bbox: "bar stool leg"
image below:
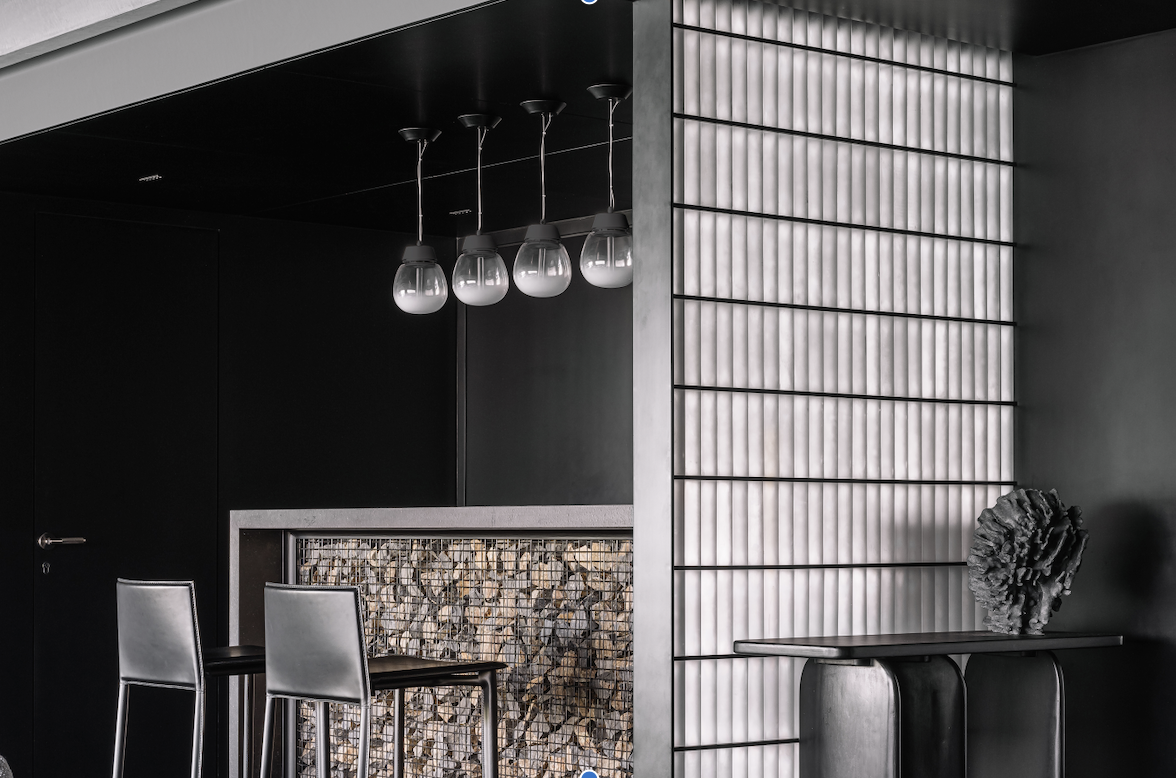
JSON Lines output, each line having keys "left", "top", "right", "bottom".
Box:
{"left": 243, "top": 675, "right": 254, "bottom": 778}
{"left": 478, "top": 671, "right": 499, "bottom": 778}
{"left": 191, "top": 689, "right": 206, "bottom": 778}
{"left": 259, "top": 695, "right": 276, "bottom": 778}
{"left": 111, "top": 682, "right": 130, "bottom": 778}
{"left": 357, "top": 703, "right": 371, "bottom": 778}
{"left": 315, "top": 701, "right": 329, "bottom": 778}
{"left": 393, "top": 689, "right": 406, "bottom": 778}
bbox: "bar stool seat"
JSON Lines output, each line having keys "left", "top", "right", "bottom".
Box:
{"left": 259, "top": 583, "right": 507, "bottom": 778}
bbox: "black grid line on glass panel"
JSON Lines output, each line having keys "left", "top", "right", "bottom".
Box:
{"left": 675, "top": 476, "right": 1014, "bottom": 486}
{"left": 672, "top": 203, "right": 1016, "bottom": 248}
{"left": 675, "top": 113, "right": 1016, "bottom": 166}
{"left": 672, "top": 23, "right": 1015, "bottom": 87}
{"left": 674, "top": 738, "right": 801, "bottom": 753}
{"left": 674, "top": 384, "right": 1017, "bottom": 406}
{"left": 672, "top": 295, "right": 1016, "bottom": 327}
{"left": 674, "top": 561, "right": 967, "bottom": 570}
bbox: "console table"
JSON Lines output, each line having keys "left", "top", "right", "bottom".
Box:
{"left": 734, "top": 631, "right": 1123, "bottom": 778}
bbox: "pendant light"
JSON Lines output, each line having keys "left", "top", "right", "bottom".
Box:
{"left": 581, "top": 83, "right": 634, "bottom": 289}
{"left": 453, "top": 114, "right": 509, "bottom": 306}
{"left": 393, "top": 127, "right": 448, "bottom": 315}
{"left": 514, "top": 99, "right": 573, "bottom": 298}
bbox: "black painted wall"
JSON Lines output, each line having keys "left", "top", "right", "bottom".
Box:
{"left": 465, "top": 234, "right": 634, "bottom": 506}
{"left": 0, "top": 191, "right": 634, "bottom": 775}
{"left": 218, "top": 217, "right": 459, "bottom": 513}
{"left": 0, "top": 194, "right": 458, "bottom": 776}
{"left": 1015, "top": 29, "right": 1176, "bottom": 776}
{"left": 0, "top": 194, "right": 36, "bottom": 778}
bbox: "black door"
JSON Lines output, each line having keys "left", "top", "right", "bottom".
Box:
{"left": 33, "top": 214, "right": 218, "bottom": 777}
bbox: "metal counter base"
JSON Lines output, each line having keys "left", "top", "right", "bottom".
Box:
{"left": 737, "top": 631, "right": 1123, "bottom": 778}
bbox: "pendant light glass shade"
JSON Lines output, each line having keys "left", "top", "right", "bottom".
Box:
{"left": 581, "top": 83, "right": 634, "bottom": 289}
{"left": 453, "top": 114, "right": 508, "bottom": 306}
{"left": 394, "top": 244, "right": 448, "bottom": 314}
{"left": 514, "top": 223, "right": 572, "bottom": 298}
{"left": 516, "top": 99, "right": 571, "bottom": 298}
{"left": 580, "top": 211, "right": 633, "bottom": 288}
{"left": 393, "top": 127, "right": 447, "bottom": 315}
{"left": 453, "top": 234, "right": 509, "bottom": 306}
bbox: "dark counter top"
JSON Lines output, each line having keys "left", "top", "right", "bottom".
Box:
{"left": 733, "top": 630, "right": 1124, "bottom": 659}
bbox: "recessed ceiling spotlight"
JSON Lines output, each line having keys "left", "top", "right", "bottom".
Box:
{"left": 449, "top": 208, "right": 473, "bottom": 215}
{"left": 137, "top": 174, "right": 163, "bottom": 182}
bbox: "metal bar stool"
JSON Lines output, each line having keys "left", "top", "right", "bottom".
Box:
{"left": 259, "top": 582, "right": 507, "bottom": 778}
{"left": 111, "top": 580, "right": 266, "bottom": 778}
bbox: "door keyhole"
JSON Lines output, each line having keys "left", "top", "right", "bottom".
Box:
{"left": 42, "top": 562, "right": 50, "bottom": 575}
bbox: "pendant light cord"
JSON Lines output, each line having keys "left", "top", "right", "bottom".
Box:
{"left": 476, "top": 126, "right": 487, "bottom": 235}
{"left": 416, "top": 138, "right": 429, "bottom": 245}
{"left": 540, "top": 112, "right": 552, "bottom": 224}
{"left": 607, "top": 98, "right": 617, "bottom": 214}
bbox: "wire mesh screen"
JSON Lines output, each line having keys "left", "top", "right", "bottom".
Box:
{"left": 296, "top": 537, "right": 634, "bottom": 778}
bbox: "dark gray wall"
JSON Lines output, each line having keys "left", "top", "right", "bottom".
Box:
{"left": 465, "top": 233, "right": 634, "bottom": 506}
{"left": 1015, "top": 29, "right": 1176, "bottom": 776}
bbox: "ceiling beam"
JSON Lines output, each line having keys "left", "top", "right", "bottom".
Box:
{"left": 0, "top": 0, "right": 202, "bottom": 72}
{"left": 0, "top": 0, "right": 495, "bottom": 144}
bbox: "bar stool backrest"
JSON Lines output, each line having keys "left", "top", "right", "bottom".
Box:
{"left": 115, "top": 579, "right": 203, "bottom": 690}
{"left": 263, "top": 583, "right": 371, "bottom": 705}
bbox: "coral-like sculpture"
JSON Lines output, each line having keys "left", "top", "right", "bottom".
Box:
{"left": 967, "top": 488, "right": 1088, "bottom": 635}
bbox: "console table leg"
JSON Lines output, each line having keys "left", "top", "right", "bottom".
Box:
{"left": 799, "top": 656, "right": 965, "bottom": 778}
{"left": 966, "top": 651, "right": 1064, "bottom": 778}
{"left": 800, "top": 660, "right": 899, "bottom": 778}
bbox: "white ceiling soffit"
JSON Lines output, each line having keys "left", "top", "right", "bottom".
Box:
{"left": 0, "top": 0, "right": 494, "bottom": 144}
{"left": 0, "top": 0, "right": 201, "bottom": 71}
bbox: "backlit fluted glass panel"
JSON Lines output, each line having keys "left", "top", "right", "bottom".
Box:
{"left": 670, "top": 2, "right": 1013, "bottom": 776}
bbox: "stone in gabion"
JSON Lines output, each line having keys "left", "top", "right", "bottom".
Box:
{"left": 296, "top": 537, "right": 633, "bottom": 778}
{"left": 967, "top": 488, "right": 1088, "bottom": 635}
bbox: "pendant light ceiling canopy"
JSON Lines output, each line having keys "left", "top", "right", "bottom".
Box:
{"left": 513, "top": 99, "right": 573, "bottom": 299}
{"left": 581, "top": 83, "right": 634, "bottom": 289}
{"left": 392, "top": 126, "right": 449, "bottom": 315}
{"left": 453, "top": 113, "right": 510, "bottom": 307}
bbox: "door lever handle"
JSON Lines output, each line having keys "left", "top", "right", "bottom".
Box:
{"left": 38, "top": 533, "right": 87, "bottom": 549}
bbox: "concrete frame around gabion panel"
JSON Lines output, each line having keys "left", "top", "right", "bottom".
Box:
{"left": 228, "top": 505, "right": 634, "bottom": 778}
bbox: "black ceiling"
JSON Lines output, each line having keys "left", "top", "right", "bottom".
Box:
{"left": 0, "top": 0, "right": 634, "bottom": 236}
{"left": 0, "top": 0, "right": 1172, "bottom": 234}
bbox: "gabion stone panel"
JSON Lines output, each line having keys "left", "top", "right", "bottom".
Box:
{"left": 296, "top": 537, "right": 634, "bottom": 778}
